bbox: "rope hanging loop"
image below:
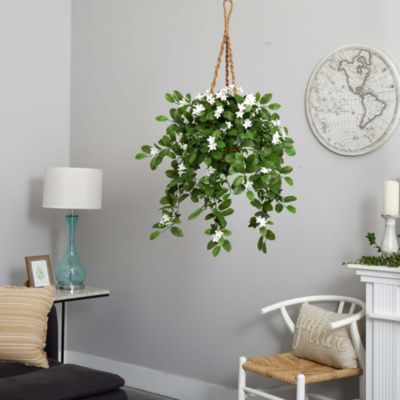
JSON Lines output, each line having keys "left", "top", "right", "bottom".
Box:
{"left": 210, "top": 0, "right": 238, "bottom": 94}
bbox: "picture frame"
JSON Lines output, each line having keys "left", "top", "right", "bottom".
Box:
{"left": 25, "top": 255, "right": 55, "bottom": 287}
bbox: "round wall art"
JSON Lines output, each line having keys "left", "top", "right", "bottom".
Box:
{"left": 306, "top": 45, "right": 400, "bottom": 155}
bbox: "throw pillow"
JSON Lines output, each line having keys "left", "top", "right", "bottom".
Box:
{"left": 0, "top": 285, "right": 54, "bottom": 368}
{"left": 292, "top": 303, "right": 358, "bottom": 369}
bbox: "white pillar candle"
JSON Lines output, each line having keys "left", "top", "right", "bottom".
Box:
{"left": 384, "top": 180, "right": 399, "bottom": 216}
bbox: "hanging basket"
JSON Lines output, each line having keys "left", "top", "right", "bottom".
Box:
{"left": 136, "top": 0, "right": 296, "bottom": 256}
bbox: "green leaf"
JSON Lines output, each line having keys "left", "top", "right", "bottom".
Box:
{"left": 171, "top": 226, "right": 184, "bottom": 237}
{"left": 257, "top": 236, "right": 264, "bottom": 251}
{"left": 160, "top": 196, "right": 169, "bottom": 205}
{"left": 260, "top": 93, "right": 272, "bottom": 104}
{"left": 212, "top": 246, "right": 221, "bottom": 257}
{"left": 207, "top": 241, "right": 217, "bottom": 250}
{"left": 266, "top": 230, "right": 275, "bottom": 240}
{"left": 285, "top": 176, "right": 294, "bottom": 186}
{"left": 232, "top": 175, "right": 245, "bottom": 187}
{"left": 150, "top": 157, "right": 159, "bottom": 170}
{"left": 284, "top": 147, "right": 296, "bottom": 156}
{"left": 188, "top": 208, "right": 203, "bottom": 220}
{"left": 287, "top": 205, "right": 297, "bottom": 214}
{"left": 269, "top": 103, "right": 281, "bottom": 110}
{"left": 283, "top": 196, "right": 297, "bottom": 203}
{"left": 165, "top": 93, "right": 175, "bottom": 103}
{"left": 141, "top": 145, "right": 151, "bottom": 154}
{"left": 155, "top": 115, "right": 169, "bottom": 122}
{"left": 149, "top": 231, "right": 160, "bottom": 240}
{"left": 219, "top": 200, "right": 231, "bottom": 210}
{"left": 275, "top": 203, "right": 284, "bottom": 213}
{"left": 246, "top": 191, "right": 255, "bottom": 201}
{"left": 173, "top": 90, "right": 183, "bottom": 101}
{"left": 135, "top": 153, "right": 147, "bottom": 160}
{"left": 222, "top": 240, "right": 232, "bottom": 252}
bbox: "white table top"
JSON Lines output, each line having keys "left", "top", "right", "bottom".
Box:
{"left": 54, "top": 286, "right": 110, "bottom": 302}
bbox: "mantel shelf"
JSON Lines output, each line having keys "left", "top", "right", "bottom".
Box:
{"left": 346, "top": 264, "right": 400, "bottom": 273}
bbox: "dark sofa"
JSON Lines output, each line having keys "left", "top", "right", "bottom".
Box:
{"left": 0, "top": 306, "right": 127, "bottom": 400}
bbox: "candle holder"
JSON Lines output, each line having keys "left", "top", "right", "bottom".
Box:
{"left": 381, "top": 215, "right": 400, "bottom": 255}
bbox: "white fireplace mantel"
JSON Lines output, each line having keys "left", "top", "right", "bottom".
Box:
{"left": 347, "top": 264, "right": 400, "bottom": 400}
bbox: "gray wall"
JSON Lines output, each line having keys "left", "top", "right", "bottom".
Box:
{"left": 0, "top": 0, "right": 71, "bottom": 283}
{"left": 69, "top": 0, "right": 400, "bottom": 397}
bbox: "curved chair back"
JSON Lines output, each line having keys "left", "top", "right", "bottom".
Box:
{"left": 261, "top": 295, "right": 366, "bottom": 368}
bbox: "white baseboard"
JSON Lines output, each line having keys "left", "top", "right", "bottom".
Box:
{"left": 66, "top": 350, "right": 237, "bottom": 400}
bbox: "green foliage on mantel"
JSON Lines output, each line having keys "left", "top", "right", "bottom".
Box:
{"left": 346, "top": 232, "right": 400, "bottom": 268}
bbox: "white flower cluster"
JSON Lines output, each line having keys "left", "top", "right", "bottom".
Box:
{"left": 207, "top": 136, "right": 217, "bottom": 152}
{"left": 150, "top": 146, "right": 159, "bottom": 157}
{"left": 256, "top": 216, "right": 267, "bottom": 228}
{"left": 212, "top": 229, "right": 224, "bottom": 243}
{"left": 160, "top": 214, "right": 172, "bottom": 227}
{"left": 271, "top": 119, "right": 286, "bottom": 145}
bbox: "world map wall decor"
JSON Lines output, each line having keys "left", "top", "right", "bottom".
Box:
{"left": 306, "top": 45, "right": 400, "bottom": 155}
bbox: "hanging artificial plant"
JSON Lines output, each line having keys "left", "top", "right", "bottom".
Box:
{"left": 136, "top": 0, "right": 296, "bottom": 256}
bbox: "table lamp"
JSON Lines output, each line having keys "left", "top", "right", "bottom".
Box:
{"left": 42, "top": 167, "right": 103, "bottom": 290}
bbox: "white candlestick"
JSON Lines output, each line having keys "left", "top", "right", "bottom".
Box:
{"left": 384, "top": 180, "right": 399, "bottom": 216}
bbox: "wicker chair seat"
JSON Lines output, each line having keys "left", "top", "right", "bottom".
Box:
{"left": 243, "top": 352, "right": 362, "bottom": 385}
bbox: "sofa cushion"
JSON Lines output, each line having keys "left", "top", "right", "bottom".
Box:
{"left": 0, "top": 358, "right": 60, "bottom": 379}
{"left": 0, "top": 363, "right": 125, "bottom": 400}
{"left": 0, "top": 285, "right": 54, "bottom": 368}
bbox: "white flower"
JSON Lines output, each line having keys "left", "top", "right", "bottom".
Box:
{"left": 237, "top": 87, "right": 244, "bottom": 95}
{"left": 238, "top": 103, "right": 246, "bottom": 112}
{"left": 272, "top": 132, "right": 281, "bottom": 145}
{"left": 212, "top": 229, "right": 224, "bottom": 243}
{"left": 206, "top": 166, "right": 216, "bottom": 176}
{"left": 244, "top": 93, "right": 257, "bottom": 106}
{"left": 193, "top": 104, "right": 205, "bottom": 116}
{"left": 150, "top": 147, "right": 159, "bottom": 157}
{"left": 260, "top": 167, "right": 271, "bottom": 174}
{"left": 272, "top": 119, "right": 286, "bottom": 138}
{"left": 214, "top": 105, "right": 224, "bottom": 119}
{"left": 180, "top": 143, "right": 188, "bottom": 151}
{"left": 216, "top": 88, "right": 228, "bottom": 101}
{"left": 207, "top": 136, "right": 217, "bottom": 152}
{"left": 256, "top": 216, "right": 267, "bottom": 228}
{"left": 178, "top": 162, "right": 186, "bottom": 176}
{"left": 272, "top": 119, "right": 281, "bottom": 128}
{"left": 206, "top": 94, "right": 215, "bottom": 105}
{"left": 182, "top": 116, "right": 189, "bottom": 124}
{"left": 178, "top": 99, "right": 187, "bottom": 106}
{"left": 245, "top": 181, "right": 253, "bottom": 191}
{"left": 176, "top": 133, "right": 182, "bottom": 143}
{"left": 236, "top": 110, "right": 244, "bottom": 119}
{"left": 243, "top": 119, "right": 252, "bottom": 129}
{"left": 226, "top": 121, "right": 233, "bottom": 130}
{"left": 160, "top": 214, "right": 171, "bottom": 226}
{"left": 195, "top": 92, "right": 205, "bottom": 100}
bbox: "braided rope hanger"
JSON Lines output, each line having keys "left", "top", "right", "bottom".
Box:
{"left": 210, "top": 0, "right": 238, "bottom": 94}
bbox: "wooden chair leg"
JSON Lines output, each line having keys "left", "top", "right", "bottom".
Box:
{"left": 238, "top": 357, "right": 247, "bottom": 400}
{"left": 296, "top": 374, "right": 306, "bottom": 400}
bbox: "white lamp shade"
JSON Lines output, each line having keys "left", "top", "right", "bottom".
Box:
{"left": 43, "top": 167, "right": 103, "bottom": 210}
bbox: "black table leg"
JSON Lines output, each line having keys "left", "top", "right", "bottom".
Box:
{"left": 61, "top": 302, "right": 66, "bottom": 363}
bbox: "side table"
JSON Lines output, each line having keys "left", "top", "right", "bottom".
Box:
{"left": 54, "top": 287, "right": 110, "bottom": 363}
{"left": 347, "top": 264, "right": 400, "bottom": 400}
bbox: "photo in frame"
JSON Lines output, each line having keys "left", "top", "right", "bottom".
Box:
{"left": 25, "top": 255, "right": 55, "bottom": 287}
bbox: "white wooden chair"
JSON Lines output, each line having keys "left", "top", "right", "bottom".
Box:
{"left": 238, "top": 295, "right": 366, "bottom": 400}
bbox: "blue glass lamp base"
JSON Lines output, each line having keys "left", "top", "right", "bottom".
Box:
{"left": 55, "top": 214, "right": 87, "bottom": 291}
